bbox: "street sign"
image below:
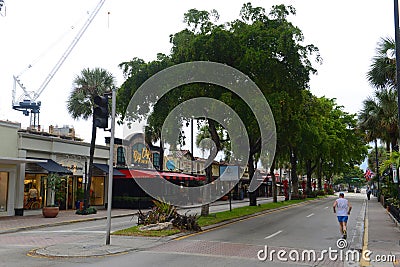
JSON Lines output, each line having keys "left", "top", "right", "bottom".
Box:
{"left": 392, "top": 164, "right": 398, "bottom": 183}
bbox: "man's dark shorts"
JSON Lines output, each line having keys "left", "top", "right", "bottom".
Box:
{"left": 337, "top": 216, "right": 348, "bottom": 223}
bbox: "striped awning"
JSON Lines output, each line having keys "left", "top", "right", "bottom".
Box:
{"left": 159, "top": 171, "right": 206, "bottom": 181}
{"left": 116, "top": 169, "right": 205, "bottom": 181}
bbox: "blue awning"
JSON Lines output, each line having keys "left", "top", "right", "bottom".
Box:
{"left": 93, "top": 163, "right": 124, "bottom": 176}
{"left": 36, "top": 159, "right": 73, "bottom": 175}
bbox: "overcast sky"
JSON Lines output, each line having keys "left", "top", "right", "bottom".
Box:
{"left": 0, "top": 1, "right": 394, "bottom": 160}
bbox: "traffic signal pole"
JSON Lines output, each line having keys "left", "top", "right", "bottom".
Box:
{"left": 106, "top": 87, "right": 116, "bottom": 245}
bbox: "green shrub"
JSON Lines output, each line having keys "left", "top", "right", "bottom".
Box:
{"left": 76, "top": 206, "right": 97, "bottom": 215}
{"left": 326, "top": 188, "right": 334, "bottom": 195}
{"left": 291, "top": 194, "right": 306, "bottom": 200}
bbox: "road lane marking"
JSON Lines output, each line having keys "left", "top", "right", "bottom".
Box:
{"left": 174, "top": 198, "right": 326, "bottom": 241}
{"left": 306, "top": 213, "right": 314, "bottom": 218}
{"left": 265, "top": 230, "right": 282, "bottom": 239}
{"left": 324, "top": 207, "right": 329, "bottom": 209}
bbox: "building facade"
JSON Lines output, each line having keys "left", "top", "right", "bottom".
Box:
{"left": 0, "top": 122, "right": 116, "bottom": 216}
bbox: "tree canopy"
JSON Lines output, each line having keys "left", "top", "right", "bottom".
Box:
{"left": 116, "top": 3, "right": 367, "bottom": 200}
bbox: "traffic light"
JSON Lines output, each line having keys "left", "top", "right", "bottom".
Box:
{"left": 94, "top": 95, "right": 109, "bottom": 129}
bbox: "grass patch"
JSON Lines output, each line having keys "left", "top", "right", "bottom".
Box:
{"left": 197, "top": 199, "right": 309, "bottom": 227}
{"left": 112, "top": 225, "right": 180, "bottom": 237}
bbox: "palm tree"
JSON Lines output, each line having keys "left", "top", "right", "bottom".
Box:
{"left": 67, "top": 67, "right": 115, "bottom": 210}
{"left": 367, "top": 37, "right": 396, "bottom": 89}
{"left": 359, "top": 88, "right": 398, "bottom": 152}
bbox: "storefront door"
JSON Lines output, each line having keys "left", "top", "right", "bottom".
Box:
{"left": 0, "top": 172, "right": 9, "bottom": 212}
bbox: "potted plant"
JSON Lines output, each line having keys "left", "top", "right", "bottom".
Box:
{"left": 42, "top": 173, "right": 65, "bottom": 218}
{"left": 75, "top": 187, "right": 84, "bottom": 210}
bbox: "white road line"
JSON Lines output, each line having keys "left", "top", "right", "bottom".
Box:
{"left": 324, "top": 207, "right": 329, "bottom": 209}
{"left": 306, "top": 213, "right": 314, "bottom": 218}
{"left": 265, "top": 230, "right": 282, "bottom": 239}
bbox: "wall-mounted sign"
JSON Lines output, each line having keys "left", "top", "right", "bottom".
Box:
{"left": 132, "top": 143, "right": 152, "bottom": 165}
{"left": 166, "top": 160, "right": 175, "bottom": 171}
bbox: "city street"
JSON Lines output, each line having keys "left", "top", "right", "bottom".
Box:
{"left": 0, "top": 194, "right": 372, "bottom": 267}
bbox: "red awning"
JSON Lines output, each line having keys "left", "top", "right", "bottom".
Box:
{"left": 159, "top": 171, "right": 206, "bottom": 181}
{"left": 115, "top": 169, "right": 205, "bottom": 181}
{"left": 117, "top": 169, "right": 158, "bottom": 179}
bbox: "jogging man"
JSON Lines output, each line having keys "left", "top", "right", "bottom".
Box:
{"left": 333, "top": 192, "right": 352, "bottom": 239}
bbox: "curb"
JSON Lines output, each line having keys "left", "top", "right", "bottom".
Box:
{"left": 349, "top": 199, "right": 366, "bottom": 252}
{"left": 359, "top": 200, "right": 369, "bottom": 267}
{"left": 0, "top": 212, "right": 137, "bottom": 235}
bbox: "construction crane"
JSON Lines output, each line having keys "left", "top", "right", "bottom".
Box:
{"left": 0, "top": 0, "right": 6, "bottom": 17}
{"left": 12, "top": 0, "right": 105, "bottom": 129}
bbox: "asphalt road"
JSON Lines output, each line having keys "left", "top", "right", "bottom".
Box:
{"left": 0, "top": 194, "right": 366, "bottom": 267}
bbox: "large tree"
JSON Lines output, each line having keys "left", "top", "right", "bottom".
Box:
{"left": 67, "top": 67, "right": 115, "bottom": 210}
{"left": 117, "top": 4, "right": 321, "bottom": 208}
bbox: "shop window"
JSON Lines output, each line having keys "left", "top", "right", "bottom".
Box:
{"left": 23, "top": 175, "right": 43, "bottom": 210}
{"left": 153, "top": 153, "right": 160, "bottom": 170}
{"left": 0, "top": 172, "right": 8, "bottom": 211}
{"left": 117, "top": 146, "right": 126, "bottom": 166}
{"left": 90, "top": 176, "right": 104, "bottom": 206}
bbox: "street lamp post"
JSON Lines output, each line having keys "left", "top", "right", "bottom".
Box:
{"left": 375, "top": 139, "right": 380, "bottom": 201}
{"left": 394, "top": 0, "right": 400, "bottom": 200}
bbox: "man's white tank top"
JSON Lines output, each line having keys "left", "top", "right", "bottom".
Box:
{"left": 336, "top": 198, "right": 348, "bottom": 216}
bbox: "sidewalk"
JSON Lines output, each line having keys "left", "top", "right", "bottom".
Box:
{"left": 0, "top": 208, "right": 138, "bottom": 234}
{"left": 0, "top": 197, "right": 272, "bottom": 234}
{"left": 364, "top": 196, "right": 400, "bottom": 267}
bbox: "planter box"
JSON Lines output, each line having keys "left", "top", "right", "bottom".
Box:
{"left": 389, "top": 204, "right": 400, "bottom": 223}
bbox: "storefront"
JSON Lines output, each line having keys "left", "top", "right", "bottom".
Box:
{"left": 18, "top": 129, "right": 111, "bottom": 211}
{"left": 24, "top": 159, "right": 72, "bottom": 210}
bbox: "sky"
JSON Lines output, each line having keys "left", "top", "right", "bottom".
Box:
{"left": 0, "top": 0, "right": 394, "bottom": 162}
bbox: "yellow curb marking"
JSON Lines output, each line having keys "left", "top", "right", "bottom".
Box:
{"left": 360, "top": 202, "right": 369, "bottom": 267}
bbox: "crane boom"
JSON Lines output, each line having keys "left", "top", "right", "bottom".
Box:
{"left": 35, "top": 0, "right": 105, "bottom": 100}
{"left": 12, "top": 0, "right": 106, "bottom": 129}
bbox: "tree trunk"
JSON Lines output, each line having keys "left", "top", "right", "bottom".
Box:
{"left": 270, "top": 158, "right": 277, "bottom": 203}
{"left": 159, "top": 141, "right": 164, "bottom": 171}
{"left": 84, "top": 119, "right": 97, "bottom": 210}
{"left": 200, "top": 118, "right": 222, "bottom": 216}
{"left": 317, "top": 159, "right": 323, "bottom": 191}
{"left": 290, "top": 150, "right": 299, "bottom": 195}
{"left": 200, "top": 163, "right": 213, "bottom": 216}
{"left": 306, "top": 159, "right": 316, "bottom": 195}
{"left": 248, "top": 155, "right": 257, "bottom": 206}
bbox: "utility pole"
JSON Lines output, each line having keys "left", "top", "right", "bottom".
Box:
{"left": 105, "top": 87, "right": 116, "bottom": 245}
